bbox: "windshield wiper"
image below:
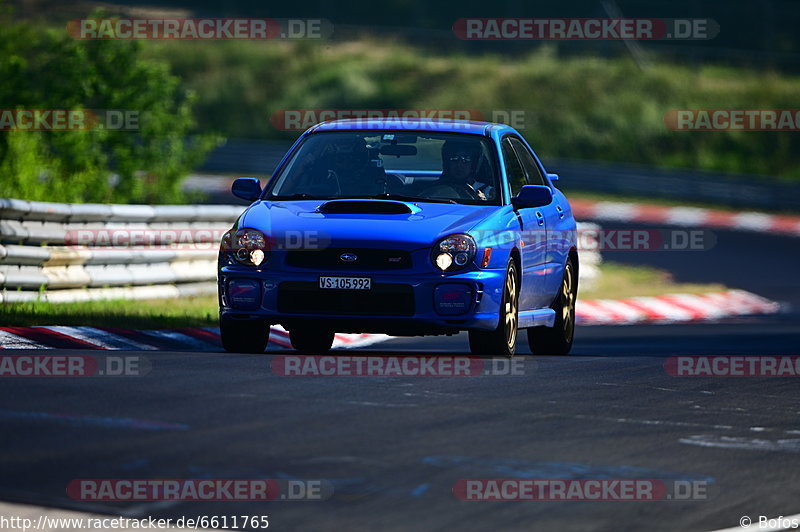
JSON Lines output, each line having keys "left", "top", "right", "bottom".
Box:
{"left": 271, "top": 193, "right": 459, "bottom": 204}
{"left": 365, "top": 193, "right": 458, "bottom": 205}
{"left": 269, "top": 193, "right": 328, "bottom": 200}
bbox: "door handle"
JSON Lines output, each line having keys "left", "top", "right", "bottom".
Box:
{"left": 556, "top": 205, "right": 565, "bottom": 219}
{"left": 535, "top": 211, "right": 545, "bottom": 226}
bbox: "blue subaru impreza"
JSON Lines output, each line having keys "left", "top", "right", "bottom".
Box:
{"left": 218, "top": 118, "right": 578, "bottom": 356}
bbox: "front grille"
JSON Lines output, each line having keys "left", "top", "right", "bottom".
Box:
{"left": 278, "top": 282, "right": 415, "bottom": 316}
{"left": 285, "top": 248, "right": 412, "bottom": 270}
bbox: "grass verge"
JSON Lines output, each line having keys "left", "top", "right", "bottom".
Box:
{"left": 0, "top": 296, "right": 219, "bottom": 329}
{"left": 581, "top": 262, "right": 727, "bottom": 299}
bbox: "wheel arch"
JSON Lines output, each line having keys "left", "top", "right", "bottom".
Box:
{"left": 568, "top": 246, "right": 579, "bottom": 281}
{"left": 510, "top": 246, "right": 521, "bottom": 278}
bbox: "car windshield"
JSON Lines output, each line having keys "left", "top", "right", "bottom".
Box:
{"left": 266, "top": 131, "right": 502, "bottom": 205}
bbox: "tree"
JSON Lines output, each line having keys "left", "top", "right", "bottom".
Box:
{"left": 0, "top": 9, "right": 221, "bottom": 203}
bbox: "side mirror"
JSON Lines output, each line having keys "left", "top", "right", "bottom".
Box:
{"left": 231, "top": 177, "right": 262, "bottom": 201}
{"left": 546, "top": 173, "right": 559, "bottom": 183}
{"left": 512, "top": 185, "right": 553, "bottom": 209}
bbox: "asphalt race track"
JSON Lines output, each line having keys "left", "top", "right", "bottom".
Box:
{"left": 1, "top": 225, "right": 799, "bottom": 531}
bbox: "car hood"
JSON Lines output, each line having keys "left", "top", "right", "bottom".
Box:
{"left": 238, "top": 199, "right": 500, "bottom": 250}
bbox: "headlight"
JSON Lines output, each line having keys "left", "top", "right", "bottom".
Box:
{"left": 432, "top": 233, "right": 476, "bottom": 272}
{"left": 222, "top": 228, "right": 268, "bottom": 266}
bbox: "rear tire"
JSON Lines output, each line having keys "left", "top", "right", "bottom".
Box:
{"left": 528, "top": 257, "right": 576, "bottom": 356}
{"left": 220, "top": 318, "right": 270, "bottom": 353}
{"left": 468, "top": 259, "right": 519, "bottom": 358}
{"left": 290, "top": 329, "right": 335, "bottom": 354}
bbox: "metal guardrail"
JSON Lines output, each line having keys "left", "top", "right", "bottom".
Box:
{"left": 0, "top": 198, "right": 600, "bottom": 303}
{"left": 0, "top": 199, "right": 243, "bottom": 303}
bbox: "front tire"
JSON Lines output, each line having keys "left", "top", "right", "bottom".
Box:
{"left": 220, "top": 318, "right": 270, "bottom": 353}
{"left": 528, "top": 257, "right": 577, "bottom": 356}
{"left": 290, "top": 329, "right": 335, "bottom": 354}
{"left": 469, "top": 259, "right": 519, "bottom": 358}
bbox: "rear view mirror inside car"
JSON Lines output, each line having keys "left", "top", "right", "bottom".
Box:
{"left": 380, "top": 144, "right": 418, "bottom": 156}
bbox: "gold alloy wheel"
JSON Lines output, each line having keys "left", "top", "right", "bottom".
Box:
{"left": 505, "top": 265, "right": 518, "bottom": 350}
{"left": 562, "top": 262, "right": 575, "bottom": 340}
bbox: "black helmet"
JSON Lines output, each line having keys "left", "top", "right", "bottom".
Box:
{"left": 334, "top": 137, "right": 370, "bottom": 169}
{"left": 442, "top": 139, "right": 480, "bottom": 159}
{"left": 442, "top": 139, "right": 480, "bottom": 174}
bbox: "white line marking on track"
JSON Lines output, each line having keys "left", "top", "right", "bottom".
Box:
{"left": 46, "top": 325, "right": 155, "bottom": 350}
{"left": 733, "top": 212, "right": 774, "bottom": 231}
{"left": 75, "top": 326, "right": 159, "bottom": 350}
{"left": 594, "top": 201, "right": 641, "bottom": 221}
{"left": 0, "top": 330, "right": 49, "bottom": 349}
{"left": 680, "top": 435, "right": 800, "bottom": 453}
{"left": 666, "top": 207, "right": 710, "bottom": 226}
{"left": 574, "top": 414, "right": 734, "bottom": 430}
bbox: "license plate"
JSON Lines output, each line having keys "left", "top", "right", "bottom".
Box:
{"left": 319, "top": 276, "right": 372, "bottom": 290}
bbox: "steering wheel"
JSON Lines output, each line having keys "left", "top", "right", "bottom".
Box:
{"left": 421, "top": 182, "right": 480, "bottom": 201}
{"left": 308, "top": 169, "right": 341, "bottom": 196}
{"left": 377, "top": 173, "right": 408, "bottom": 194}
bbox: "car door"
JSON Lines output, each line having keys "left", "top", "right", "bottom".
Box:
{"left": 508, "top": 136, "right": 568, "bottom": 302}
{"left": 500, "top": 136, "right": 548, "bottom": 310}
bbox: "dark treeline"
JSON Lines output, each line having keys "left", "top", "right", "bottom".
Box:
{"left": 57, "top": 0, "right": 798, "bottom": 66}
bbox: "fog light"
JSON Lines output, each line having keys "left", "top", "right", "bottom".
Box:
{"left": 227, "top": 279, "right": 261, "bottom": 310}
{"left": 434, "top": 284, "right": 473, "bottom": 315}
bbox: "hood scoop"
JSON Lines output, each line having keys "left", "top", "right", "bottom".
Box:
{"left": 318, "top": 200, "right": 413, "bottom": 215}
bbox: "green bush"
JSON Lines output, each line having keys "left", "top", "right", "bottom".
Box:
{"left": 0, "top": 12, "right": 220, "bottom": 203}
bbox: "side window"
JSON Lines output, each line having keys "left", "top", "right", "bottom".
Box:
{"left": 509, "top": 137, "right": 547, "bottom": 186}
{"left": 501, "top": 138, "right": 527, "bottom": 197}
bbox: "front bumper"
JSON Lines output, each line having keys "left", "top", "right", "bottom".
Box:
{"left": 218, "top": 266, "right": 506, "bottom": 335}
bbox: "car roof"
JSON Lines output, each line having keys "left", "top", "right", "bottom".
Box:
{"left": 309, "top": 118, "right": 504, "bottom": 135}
